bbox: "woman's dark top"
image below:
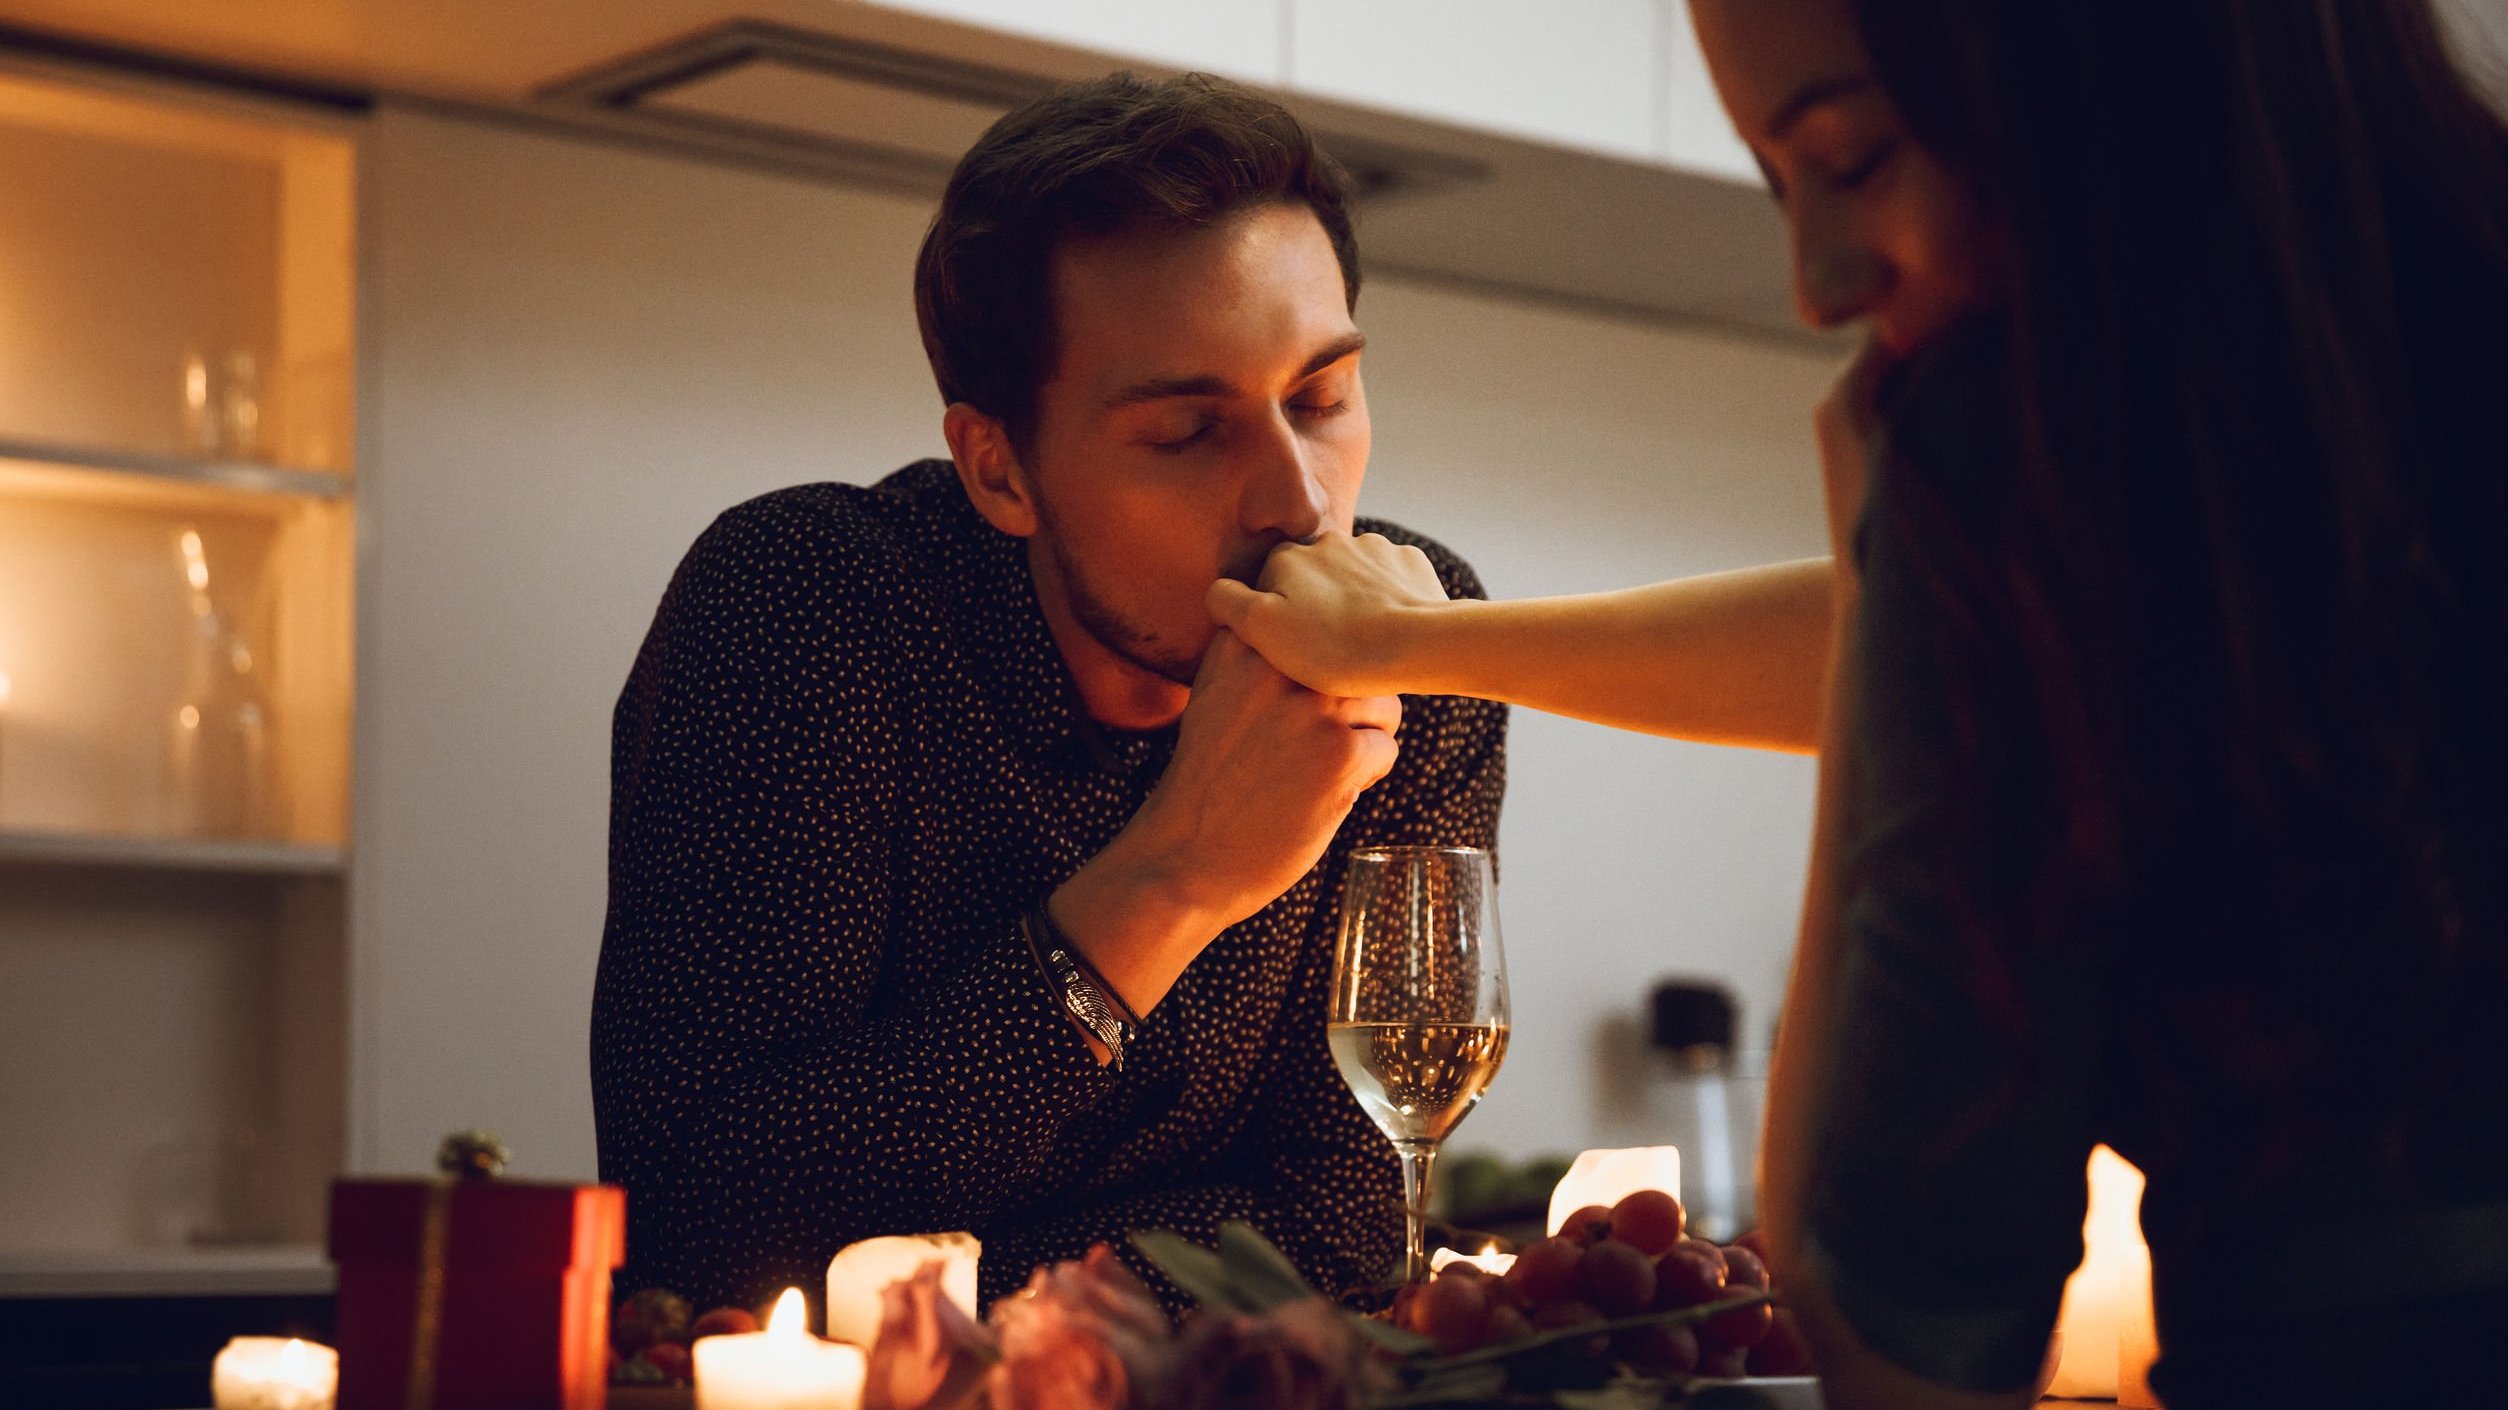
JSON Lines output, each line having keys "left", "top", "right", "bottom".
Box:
{"left": 1801, "top": 329, "right": 2508, "bottom": 1404}
{"left": 591, "top": 461, "right": 1506, "bottom": 1313}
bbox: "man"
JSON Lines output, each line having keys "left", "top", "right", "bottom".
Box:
{"left": 591, "top": 72, "right": 1505, "bottom": 1314}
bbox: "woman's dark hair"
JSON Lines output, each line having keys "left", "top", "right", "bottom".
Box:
{"left": 914, "top": 71, "right": 1360, "bottom": 449}
{"left": 1850, "top": 0, "right": 2508, "bottom": 1200}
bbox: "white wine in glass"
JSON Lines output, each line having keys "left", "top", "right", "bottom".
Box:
{"left": 1328, "top": 845, "right": 1509, "bottom": 1286}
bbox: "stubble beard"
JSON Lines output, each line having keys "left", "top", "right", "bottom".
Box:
{"left": 1041, "top": 520, "right": 1202, "bottom": 687}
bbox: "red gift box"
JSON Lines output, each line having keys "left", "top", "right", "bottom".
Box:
{"left": 328, "top": 1173, "right": 626, "bottom": 1410}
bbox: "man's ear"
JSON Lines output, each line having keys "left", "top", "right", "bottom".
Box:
{"left": 944, "top": 402, "right": 1040, "bottom": 538}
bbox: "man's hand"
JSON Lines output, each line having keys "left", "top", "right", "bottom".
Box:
{"left": 1049, "top": 629, "right": 1400, "bottom": 1018}
{"left": 1207, "top": 531, "right": 1452, "bottom": 698}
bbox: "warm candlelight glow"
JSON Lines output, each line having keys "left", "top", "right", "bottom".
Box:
{"left": 1430, "top": 1243, "right": 1517, "bottom": 1277}
{"left": 2048, "top": 1146, "right": 2161, "bottom": 1405}
{"left": 211, "top": 1335, "right": 337, "bottom": 1410}
{"left": 0, "top": 669, "right": 12, "bottom": 709}
{"left": 1548, "top": 1146, "right": 1684, "bottom": 1234}
{"left": 693, "top": 1286, "right": 865, "bottom": 1410}
{"left": 824, "top": 1232, "right": 979, "bottom": 1349}
{"left": 181, "top": 528, "right": 210, "bottom": 590}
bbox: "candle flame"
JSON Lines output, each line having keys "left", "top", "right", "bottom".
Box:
{"left": 279, "top": 1338, "right": 308, "bottom": 1372}
{"left": 768, "top": 1286, "right": 808, "bottom": 1340}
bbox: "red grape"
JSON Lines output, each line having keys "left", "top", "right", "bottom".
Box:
{"left": 635, "top": 1342, "right": 692, "bottom": 1384}
{"left": 1612, "top": 1321, "right": 1701, "bottom": 1376}
{"left": 1703, "top": 1298, "right": 1773, "bottom": 1350}
{"left": 1578, "top": 1239, "right": 1658, "bottom": 1316}
{"left": 1417, "top": 1272, "right": 1491, "bottom": 1353}
{"left": 1558, "top": 1204, "right": 1615, "bottom": 1245}
{"left": 1391, "top": 1282, "right": 1429, "bottom": 1335}
{"left": 1530, "top": 1298, "right": 1609, "bottom": 1358}
{"left": 1483, "top": 1302, "right": 1532, "bottom": 1346}
{"left": 1654, "top": 1242, "right": 1729, "bottom": 1308}
{"left": 1749, "top": 1307, "right": 1815, "bottom": 1376}
{"left": 1608, "top": 1189, "right": 1686, "bottom": 1256}
{"left": 1720, "top": 1245, "right": 1770, "bottom": 1292}
{"left": 690, "top": 1307, "right": 758, "bottom": 1341}
{"left": 1501, "top": 1236, "right": 1584, "bottom": 1306}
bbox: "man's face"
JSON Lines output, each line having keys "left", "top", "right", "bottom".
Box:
{"left": 1022, "top": 201, "right": 1369, "bottom": 685}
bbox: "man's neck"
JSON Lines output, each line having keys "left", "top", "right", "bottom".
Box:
{"left": 1025, "top": 541, "right": 1190, "bottom": 732}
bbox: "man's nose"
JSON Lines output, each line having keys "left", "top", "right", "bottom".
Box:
{"left": 1791, "top": 192, "right": 1889, "bottom": 330}
{"left": 1240, "top": 411, "right": 1329, "bottom": 542}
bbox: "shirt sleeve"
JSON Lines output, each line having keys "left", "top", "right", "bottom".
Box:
{"left": 1798, "top": 431, "right": 2104, "bottom": 1392}
{"left": 972, "top": 634, "right": 1509, "bottom": 1310}
{"left": 593, "top": 499, "right": 1115, "bottom": 1309}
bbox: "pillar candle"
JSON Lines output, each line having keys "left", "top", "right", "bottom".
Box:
{"left": 823, "top": 1232, "right": 979, "bottom": 1348}
{"left": 693, "top": 1288, "right": 865, "bottom": 1410}
{"left": 211, "top": 1337, "right": 337, "bottom": 1410}
{"left": 1547, "top": 1146, "right": 1684, "bottom": 1234}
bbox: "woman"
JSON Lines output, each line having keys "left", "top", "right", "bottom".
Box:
{"left": 1213, "top": 1, "right": 2508, "bottom": 1404}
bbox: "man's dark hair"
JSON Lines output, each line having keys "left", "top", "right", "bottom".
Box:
{"left": 914, "top": 71, "right": 1360, "bottom": 447}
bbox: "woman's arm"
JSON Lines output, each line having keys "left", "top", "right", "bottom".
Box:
{"left": 1211, "top": 545, "right": 1837, "bottom": 753}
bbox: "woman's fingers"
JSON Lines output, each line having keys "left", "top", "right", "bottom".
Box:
{"left": 1206, "top": 575, "right": 1269, "bottom": 631}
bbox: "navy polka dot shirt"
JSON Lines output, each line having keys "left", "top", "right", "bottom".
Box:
{"left": 592, "top": 460, "right": 1506, "bottom": 1314}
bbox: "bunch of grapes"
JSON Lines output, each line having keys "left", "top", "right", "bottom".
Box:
{"left": 1392, "top": 1190, "right": 1814, "bottom": 1380}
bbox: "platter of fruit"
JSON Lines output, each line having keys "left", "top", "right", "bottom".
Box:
{"left": 1369, "top": 1189, "right": 1815, "bottom": 1406}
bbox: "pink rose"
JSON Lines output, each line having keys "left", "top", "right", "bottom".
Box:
{"left": 1163, "top": 1298, "right": 1377, "bottom": 1410}
{"left": 988, "top": 1246, "right": 1177, "bottom": 1410}
{"left": 866, "top": 1260, "right": 996, "bottom": 1410}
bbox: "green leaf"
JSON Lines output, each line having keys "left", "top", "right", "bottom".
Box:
{"left": 1215, "top": 1221, "right": 1324, "bottom": 1311}
{"left": 1351, "top": 1316, "right": 1437, "bottom": 1356}
{"left": 1129, "top": 1229, "right": 1261, "bottom": 1314}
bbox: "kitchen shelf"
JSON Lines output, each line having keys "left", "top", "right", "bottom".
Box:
{"left": 0, "top": 435, "right": 349, "bottom": 502}
{"left": 0, "top": 828, "right": 346, "bottom": 876}
{"left": 0, "top": 1244, "right": 334, "bottom": 1299}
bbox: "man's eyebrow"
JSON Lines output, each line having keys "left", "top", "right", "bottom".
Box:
{"left": 1100, "top": 332, "right": 1368, "bottom": 412}
{"left": 1766, "top": 73, "right": 1881, "bottom": 140}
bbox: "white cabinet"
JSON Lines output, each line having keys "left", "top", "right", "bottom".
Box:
{"left": 0, "top": 65, "right": 355, "bottom": 1287}
{"left": 862, "top": 0, "right": 1288, "bottom": 84}
{"left": 1287, "top": 0, "right": 1658, "bottom": 161}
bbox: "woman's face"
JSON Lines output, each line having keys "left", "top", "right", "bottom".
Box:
{"left": 1693, "top": 0, "right": 2001, "bottom": 356}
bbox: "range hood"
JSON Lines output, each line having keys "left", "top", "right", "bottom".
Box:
{"left": 539, "top": 22, "right": 1484, "bottom": 206}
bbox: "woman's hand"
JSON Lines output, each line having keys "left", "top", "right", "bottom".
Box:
{"left": 1206, "top": 531, "right": 1453, "bottom": 697}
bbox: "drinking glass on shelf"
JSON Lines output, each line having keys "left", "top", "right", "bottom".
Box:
{"left": 1328, "top": 845, "right": 1510, "bottom": 1286}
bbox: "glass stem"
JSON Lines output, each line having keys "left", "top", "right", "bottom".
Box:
{"left": 1398, "top": 1140, "right": 1438, "bottom": 1285}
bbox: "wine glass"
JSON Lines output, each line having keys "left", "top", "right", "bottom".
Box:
{"left": 1328, "top": 845, "right": 1510, "bottom": 1286}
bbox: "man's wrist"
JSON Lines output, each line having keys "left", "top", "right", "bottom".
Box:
{"left": 1048, "top": 835, "right": 1230, "bottom": 1016}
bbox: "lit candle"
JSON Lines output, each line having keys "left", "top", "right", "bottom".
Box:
{"left": 693, "top": 1287, "right": 865, "bottom": 1410}
{"left": 1547, "top": 1146, "right": 1684, "bottom": 1235}
{"left": 1430, "top": 1245, "right": 1517, "bottom": 1277}
{"left": 211, "top": 1336, "right": 337, "bottom": 1410}
{"left": 2048, "top": 1145, "right": 2160, "bottom": 1405}
{"left": 823, "top": 1232, "right": 979, "bottom": 1349}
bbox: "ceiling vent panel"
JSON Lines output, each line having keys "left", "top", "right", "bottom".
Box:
{"left": 540, "top": 22, "right": 1483, "bottom": 203}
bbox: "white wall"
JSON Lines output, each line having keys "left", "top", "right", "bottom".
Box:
{"left": 356, "top": 102, "right": 1831, "bottom": 1181}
